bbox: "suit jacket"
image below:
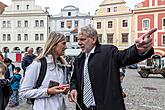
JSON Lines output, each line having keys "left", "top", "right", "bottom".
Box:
{"left": 70, "top": 44, "right": 154, "bottom": 110}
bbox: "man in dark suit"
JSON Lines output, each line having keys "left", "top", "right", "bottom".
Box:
{"left": 69, "top": 26, "right": 157, "bottom": 110}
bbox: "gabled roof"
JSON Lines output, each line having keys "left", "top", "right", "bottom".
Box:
{"left": 0, "top": 1, "right": 7, "bottom": 9}
{"left": 0, "top": 1, "right": 7, "bottom": 13}
{"left": 100, "top": 0, "right": 125, "bottom": 6}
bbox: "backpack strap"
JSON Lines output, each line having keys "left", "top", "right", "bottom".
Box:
{"left": 35, "top": 57, "right": 47, "bottom": 88}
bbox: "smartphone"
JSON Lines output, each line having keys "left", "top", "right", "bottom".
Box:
{"left": 48, "top": 80, "right": 59, "bottom": 88}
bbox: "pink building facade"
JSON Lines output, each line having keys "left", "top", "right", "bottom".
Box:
{"left": 134, "top": 0, "right": 165, "bottom": 56}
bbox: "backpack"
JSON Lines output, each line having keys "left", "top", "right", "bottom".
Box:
{"left": 30, "top": 57, "right": 47, "bottom": 105}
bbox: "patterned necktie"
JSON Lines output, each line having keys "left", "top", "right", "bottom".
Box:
{"left": 83, "top": 54, "right": 93, "bottom": 108}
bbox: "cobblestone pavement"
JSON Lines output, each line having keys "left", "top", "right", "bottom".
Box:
{"left": 5, "top": 69, "right": 165, "bottom": 110}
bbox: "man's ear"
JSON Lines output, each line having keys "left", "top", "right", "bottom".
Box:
{"left": 92, "top": 37, "right": 97, "bottom": 44}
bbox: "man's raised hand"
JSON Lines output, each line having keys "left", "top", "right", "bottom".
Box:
{"left": 135, "top": 28, "right": 157, "bottom": 54}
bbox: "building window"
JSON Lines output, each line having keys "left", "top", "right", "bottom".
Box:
{"left": 114, "top": 7, "right": 117, "bottom": 12}
{"left": 17, "top": 5, "right": 19, "bottom": 10}
{"left": 35, "top": 20, "right": 39, "bottom": 27}
{"left": 122, "top": 20, "right": 128, "bottom": 27}
{"left": 107, "top": 8, "right": 111, "bottom": 12}
{"left": 17, "top": 21, "right": 21, "bottom": 27}
{"left": 61, "top": 21, "right": 64, "bottom": 28}
{"left": 17, "top": 34, "right": 21, "bottom": 41}
{"left": 108, "top": 21, "right": 113, "bottom": 28}
{"left": 74, "top": 20, "right": 79, "bottom": 27}
{"left": 26, "top": 5, "right": 29, "bottom": 10}
{"left": 40, "top": 34, "right": 44, "bottom": 40}
{"left": 24, "top": 34, "right": 28, "bottom": 41}
{"left": 7, "top": 21, "right": 11, "bottom": 28}
{"left": 66, "top": 36, "right": 70, "bottom": 42}
{"left": 107, "top": 34, "right": 113, "bottom": 43}
{"left": 163, "top": 35, "right": 165, "bottom": 44}
{"left": 7, "top": 34, "right": 11, "bottom": 41}
{"left": 35, "top": 34, "right": 39, "bottom": 41}
{"left": 2, "top": 34, "right": 6, "bottom": 41}
{"left": 67, "top": 20, "right": 72, "bottom": 29}
{"left": 2, "top": 21, "right": 6, "bottom": 28}
{"left": 68, "top": 12, "right": 71, "bottom": 16}
{"left": 122, "top": 33, "right": 128, "bottom": 43}
{"left": 97, "top": 22, "right": 101, "bottom": 29}
{"left": 25, "top": 21, "right": 28, "bottom": 27}
{"left": 73, "top": 35, "right": 77, "bottom": 42}
{"left": 163, "top": 18, "right": 165, "bottom": 27}
{"left": 98, "top": 34, "right": 102, "bottom": 43}
{"left": 143, "top": 19, "right": 149, "bottom": 28}
{"left": 40, "top": 20, "right": 44, "bottom": 27}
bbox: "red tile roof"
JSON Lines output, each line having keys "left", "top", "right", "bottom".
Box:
{"left": 0, "top": 1, "right": 7, "bottom": 13}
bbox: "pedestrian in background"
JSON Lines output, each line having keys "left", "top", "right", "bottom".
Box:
{"left": 20, "top": 32, "right": 69, "bottom": 110}
{"left": 0, "top": 62, "right": 13, "bottom": 110}
{"left": 8, "top": 67, "right": 22, "bottom": 107}
{"left": 69, "top": 26, "right": 157, "bottom": 110}
{"left": 21, "top": 47, "right": 36, "bottom": 104}
{"left": 4, "top": 58, "right": 15, "bottom": 80}
{"left": 21, "top": 47, "right": 36, "bottom": 77}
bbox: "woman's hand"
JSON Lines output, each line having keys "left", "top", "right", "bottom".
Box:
{"left": 47, "top": 84, "right": 69, "bottom": 96}
{"left": 59, "top": 84, "right": 70, "bottom": 93}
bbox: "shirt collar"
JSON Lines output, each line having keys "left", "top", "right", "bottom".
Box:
{"left": 86, "top": 46, "right": 96, "bottom": 56}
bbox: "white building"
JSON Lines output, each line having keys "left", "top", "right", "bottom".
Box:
{"left": 50, "top": 5, "right": 93, "bottom": 48}
{"left": 0, "top": 0, "right": 49, "bottom": 53}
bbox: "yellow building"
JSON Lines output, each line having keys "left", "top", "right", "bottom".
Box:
{"left": 93, "top": 0, "right": 135, "bottom": 50}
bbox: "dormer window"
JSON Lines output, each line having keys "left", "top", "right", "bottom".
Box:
{"left": 68, "top": 12, "right": 71, "bottom": 16}
{"left": 114, "top": 7, "right": 117, "bottom": 12}
{"left": 17, "top": 5, "right": 19, "bottom": 10}
{"left": 107, "top": 8, "right": 111, "bottom": 12}
{"left": 26, "top": 5, "right": 29, "bottom": 10}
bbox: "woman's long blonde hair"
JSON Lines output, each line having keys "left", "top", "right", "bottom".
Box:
{"left": 36, "top": 31, "right": 66, "bottom": 64}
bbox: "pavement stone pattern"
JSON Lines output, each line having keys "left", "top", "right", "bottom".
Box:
{"left": 5, "top": 69, "right": 165, "bottom": 110}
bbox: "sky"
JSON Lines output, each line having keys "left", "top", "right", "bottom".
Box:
{"left": 1, "top": 0, "right": 143, "bottom": 15}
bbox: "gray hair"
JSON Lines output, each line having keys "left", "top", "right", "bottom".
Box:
{"left": 79, "top": 26, "right": 98, "bottom": 39}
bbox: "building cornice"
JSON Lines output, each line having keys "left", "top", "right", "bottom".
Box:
{"left": 93, "top": 13, "right": 132, "bottom": 18}
{"left": 133, "top": 6, "right": 165, "bottom": 14}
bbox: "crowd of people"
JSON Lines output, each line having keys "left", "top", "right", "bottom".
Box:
{"left": 0, "top": 26, "right": 157, "bottom": 110}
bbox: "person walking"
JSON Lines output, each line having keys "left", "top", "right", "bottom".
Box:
{"left": 20, "top": 32, "right": 69, "bottom": 110}
{"left": 69, "top": 26, "right": 157, "bottom": 110}
{"left": 8, "top": 67, "right": 22, "bottom": 107}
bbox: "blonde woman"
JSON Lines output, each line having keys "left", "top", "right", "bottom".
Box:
{"left": 20, "top": 32, "right": 69, "bottom": 110}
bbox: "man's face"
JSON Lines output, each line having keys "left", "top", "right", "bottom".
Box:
{"left": 78, "top": 34, "right": 96, "bottom": 53}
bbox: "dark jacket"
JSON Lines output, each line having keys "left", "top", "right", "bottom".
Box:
{"left": 0, "top": 79, "right": 12, "bottom": 110}
{"left": 21, "top": 54, "right": 36, "bottom": 71}
{"left": 70, "top": 44, "right": 154, "bottom": 110}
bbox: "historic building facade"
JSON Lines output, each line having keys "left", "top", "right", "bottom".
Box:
{"left": 133, "top": 0, "right": 165, "bottom": 56}
{"left": 50, "top": 5, "right": 93, "bottom": 49}
{"left": 93, "top": 0, "right": 134, "bottom": 50}
{"left": 0, "top": 0, "right": 49, "bottom": 53}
